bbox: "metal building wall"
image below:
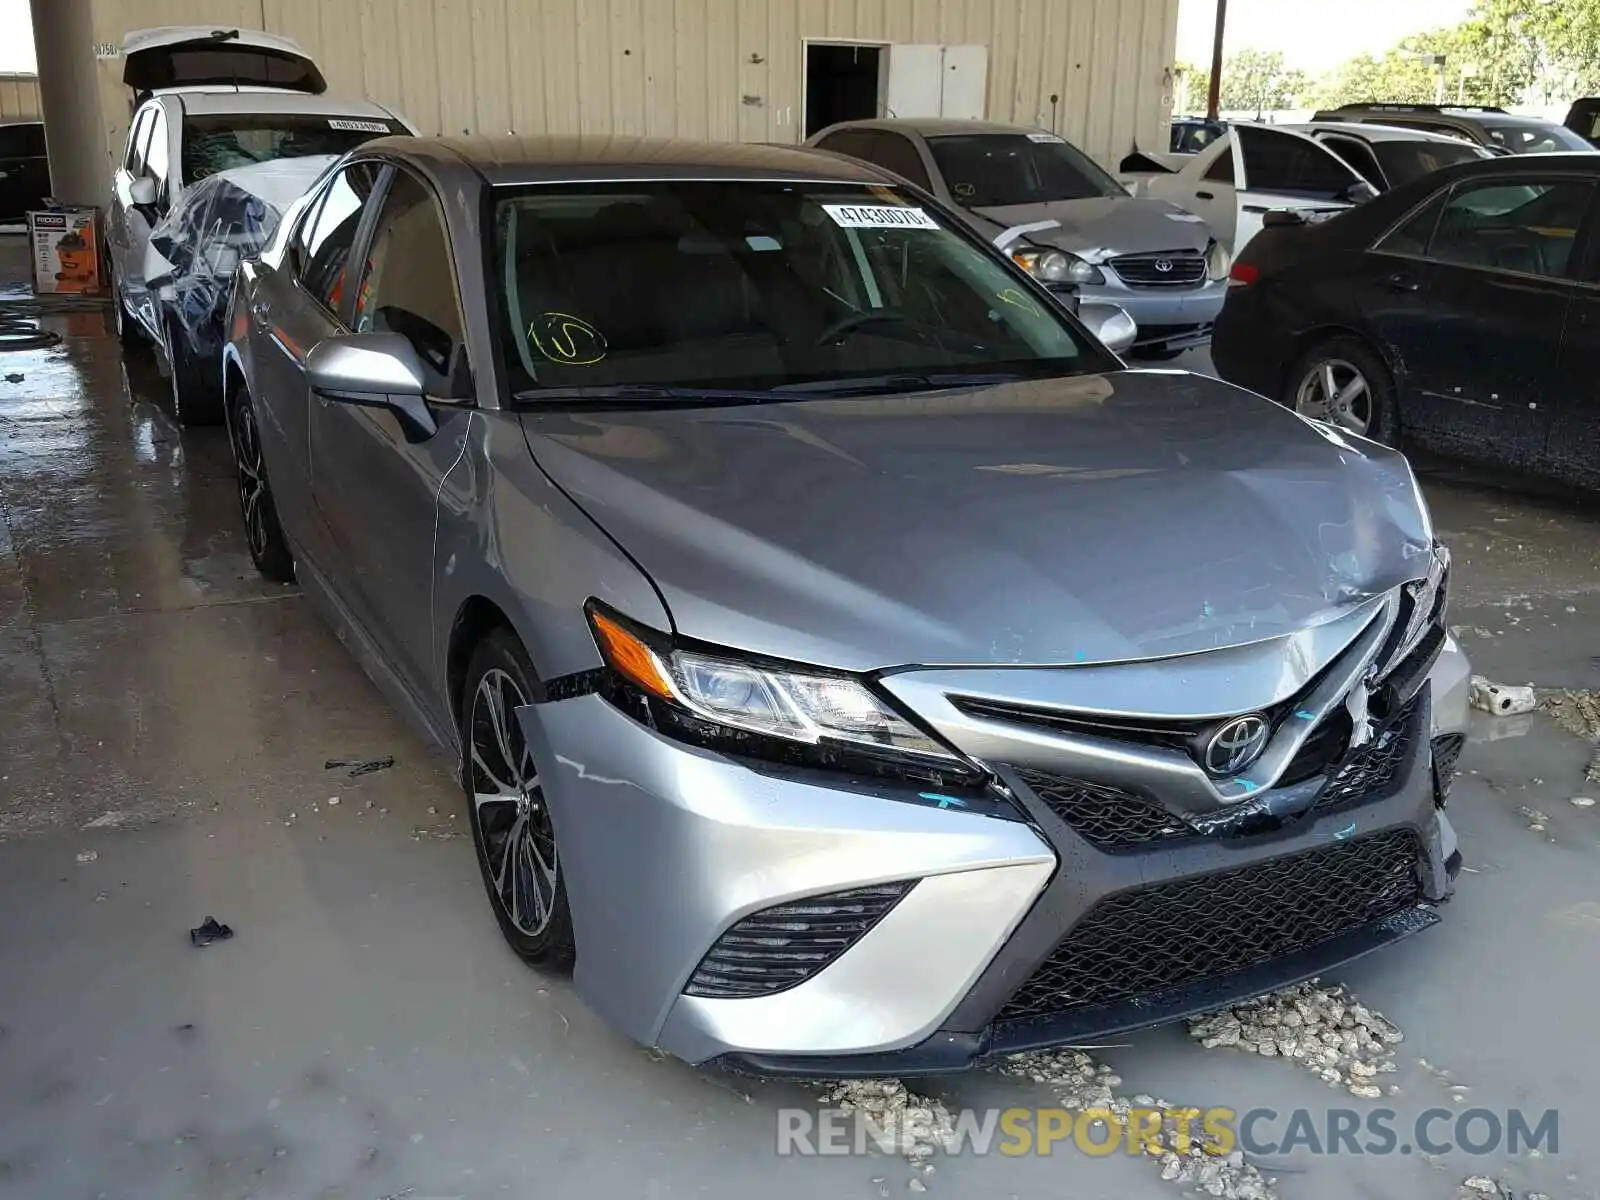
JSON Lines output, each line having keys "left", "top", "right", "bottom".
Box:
{"left": 0, "top": 74, "right": 43, "bottom": 122}
{"left": 89, "top": 0, "right": 1177, "bottom": 174}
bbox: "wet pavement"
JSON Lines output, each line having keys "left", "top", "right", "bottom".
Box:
{"left": 3, "top": 282, "right": 1600, "bottom": 1199}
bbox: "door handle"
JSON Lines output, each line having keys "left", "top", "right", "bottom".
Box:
{"left": 1385, "top": 272, "right": 1420, "bottom": 293}
{"left": 1195, "top": 189, "right": 1215, "bottom": 200}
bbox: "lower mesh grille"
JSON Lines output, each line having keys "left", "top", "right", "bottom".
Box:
{"left": 1432, "top": 733, "right": 1466, "bottom": 801}
{"left": 997, "top": 829, "right": 1422, "bottom": 1021}
{"left": 1314, "top": 700, "right": 1421, "bottom": 814}
{"left": 684, "top": 882, "right": 915, "bottom": 999}
{"left": 1014, "top": 768, "right": 1195, "bottom": 852}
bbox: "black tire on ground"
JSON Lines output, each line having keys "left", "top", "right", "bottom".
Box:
{"left": 112, "top": 283, "right": 141, "bottom": 350}
{"left": 460, "top": 627, "right": 577, "bottom": 971}
{"left": 228, "top": 383, "right": 296, "bottom": 584}
{"left": 1284, "top": 334, "right": 1401, "bottom": 446}
{"left": 166, "top": 317, "right": 224, "bottom": 427}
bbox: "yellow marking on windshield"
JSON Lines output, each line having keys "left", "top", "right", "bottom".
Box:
{"left": 528, "top": 311, "right": 607, "bottom": 365}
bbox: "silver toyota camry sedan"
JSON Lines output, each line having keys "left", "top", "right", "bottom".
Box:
{"left": 223, "top": 135, "right": 1470, "bottom": 1077}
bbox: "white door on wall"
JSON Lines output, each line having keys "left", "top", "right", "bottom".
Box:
{"left": 885, "top": 44, "right": 988, "bottom": 120}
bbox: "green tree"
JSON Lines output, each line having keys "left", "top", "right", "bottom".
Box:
{"left": 1174, "top": 50, "right": 1306, "bottom": 116}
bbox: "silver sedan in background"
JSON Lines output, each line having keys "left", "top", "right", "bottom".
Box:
{"left": 223, "top": 134, "right": 1469, "bottom": 1076}
{"left": 805, "top": 118, "right": 1232, "bottom": 360}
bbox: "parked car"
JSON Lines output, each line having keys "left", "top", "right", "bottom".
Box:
{"left": 0, "top": 121, "right": 50, "bottom": 222}
{"left": 806, "top": 118, "right": 1230, "bottom": 359}
{"left": 144, "top": 155, "right": 340, "bottom": 425}
{"left": 223, "top": 133, "right": 1469, "bottom": 1075}
{"left": 1311, "top": 103, "right": 1594, "bottom": 157}
{"left": 1170, "top": 116, "right": 1227, "bottom": 155}
{"left": 1120, "top": 123, "right": 1378, "bottom": 257}
{"left": 1213, "top": 151, "right": 1600, "bottom": 489}
{"left": 106, "top": 24, "right": 415, "bottom": 399}
{"left": 1564, "top": 98, "right": 1600, "bottom": 148}
{"left": 1289, "top": 122, "right": 1492, "bottom": 192}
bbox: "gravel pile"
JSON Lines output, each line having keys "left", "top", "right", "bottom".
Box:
{"left": 1460, "top": 1176, "right": 1550, "bottom": 1199}
{"left": 1539, "top": 687, "right": 1600, "bottom": 742}
{"left": 1188, "top": 981, "right": 1404, "bottom": 1098}
{"left": 998, "top": 1049, "right": 1278, "bottom": 1199}
{"left": 821, "top": 1078, "right": 956, "bottom": 1165}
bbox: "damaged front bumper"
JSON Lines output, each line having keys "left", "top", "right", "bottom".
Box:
{"left": 516, "top": 627, "right": 1468, "bottom": 1078}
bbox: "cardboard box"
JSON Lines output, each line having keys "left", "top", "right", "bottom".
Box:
{"left": 29, "top": 207, "right": 103, "bottom": 295}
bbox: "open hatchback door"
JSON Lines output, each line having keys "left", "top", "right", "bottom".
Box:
{"left": 122, "top": 27, "right": 327, "bottom": 103}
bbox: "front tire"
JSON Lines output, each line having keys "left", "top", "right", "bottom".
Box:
{"left": 461, "top": 628, "right": 576, "bottom": 970}
{"left": 112, "top": 281, "right": 141, "bottom": 349}
{"left": 229, "top": 383, "right": 295, "bottom": 583}
{"left": 166, "top": 317, "right": 223, "bottom": 427}
{"left": 1286, "top": 335, "right": 1399, "bottom": 445}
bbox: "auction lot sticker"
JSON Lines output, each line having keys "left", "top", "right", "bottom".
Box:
{"left": 823, "top": 204, "right": 940, "bottom": 230}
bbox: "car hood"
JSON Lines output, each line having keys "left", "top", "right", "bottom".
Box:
{"left": 519, "top": 372, "right": 1433, "bottom": 673}
{"left": 967, "top": 196, "right": 1213, "bottom": 259}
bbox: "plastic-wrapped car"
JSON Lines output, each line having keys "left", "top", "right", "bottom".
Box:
{"left": 144, "top": 155, "right": 339, "bottom": 425}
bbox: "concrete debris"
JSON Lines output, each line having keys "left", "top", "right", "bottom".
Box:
{"left": 1571, "top": 796, "right": 1596, "bottom": 808}
{"left": 74, "top": 849, "right": 97, "bottom": 863}
{"left": 325, "top": 755, "right": 396, "bottom": 778}
{"left": 996, "top": 1049, "right": 1277, "bottom": 1199}
{"left": 1539, "top": 688, "right": 1600, "bottom": 742}
{"left": 1188, "top": 981, "right": 1402, "bottom": 1091}
{"left": 1470, "top": 676, "right": 1537, "bottom": 717}
{"left": 820, "top": 1078, "right": 956, "bottom": 1163}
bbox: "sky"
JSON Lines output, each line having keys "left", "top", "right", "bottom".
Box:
{"left": 0, "top": 0, "right": 32, "bottom": 73}
{"left": 1177, "top": 0, "right": 1476, "bottom": 74}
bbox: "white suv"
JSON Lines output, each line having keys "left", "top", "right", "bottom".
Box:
{"left": 108, "top": 26, "right": 415, "bottom": 418}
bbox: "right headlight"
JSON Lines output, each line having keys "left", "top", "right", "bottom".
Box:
{"left": 1012, "top": 246, "right": 1105, "bottom": 286}
{"left": 1204, "top": 238, "right": 1231, "bottom": 281}
{"left": 586, "top": 603, "right": 984, "bottom": 788}
{"left": 1376, "top": 543, "right": 1451, "bottom": 683}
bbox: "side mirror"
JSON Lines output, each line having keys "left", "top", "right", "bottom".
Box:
{"left": 1263, "top": 209, "right": 1307, "bottom": 229}
{"left": 129, "top": 176, "right": 158, "bottom": 207}
{"left": 1078, "top": 301, "right": 1138, "bottom": 355}
{"left": 305, "top": 332, "right": 439, "bottom": 442}
{"left": 1341, "top": 180, "right": 1380, "bottom": 205}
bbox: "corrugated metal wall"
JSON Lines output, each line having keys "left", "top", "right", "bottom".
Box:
{"left": 89, "top": 0, "right": 1177, "bottom": 173}
{"left": 0, "top": 74, "right": 43, "bottom": 122}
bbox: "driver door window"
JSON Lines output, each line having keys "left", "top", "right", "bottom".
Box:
{"left": 144, "top": 108, "right": 170, "bottom": 205}
{"left": 1237, "top": 126, "right": 1357, "bottom": 198}
{"left": 295, "top": 162, "right": 382, "bottom": 315}
{"left": 351, "top": 170, "right": 469, "bottom": 395}
{"left": 1426, "top": 179, "right": 1595, "bottom": 278}
{"left": 124, "top": 109, "right": 154, "bottom": 177}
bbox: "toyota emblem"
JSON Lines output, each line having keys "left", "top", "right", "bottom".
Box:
{"left": 1155, "top": 258, "right": 1175, "bottom": 273}
{"left": 1204, "top": 714, "right": 1270, "bottom": 777}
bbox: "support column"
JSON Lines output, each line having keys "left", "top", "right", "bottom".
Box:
{"left": 30, "top": 0, "right": 106, "bottom": 208}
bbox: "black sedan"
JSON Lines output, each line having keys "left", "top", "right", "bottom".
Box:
{"left": 1212, "top": 152, "right": 1600, "bottom": 489}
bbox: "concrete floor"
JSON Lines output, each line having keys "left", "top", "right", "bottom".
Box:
{"left": 3, "top": 303, "right": 1600, "bottom": 1200}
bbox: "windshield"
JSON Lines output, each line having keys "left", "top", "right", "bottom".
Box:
{"left": 181, "top": 114, "right": 404, "bottom": 184}
{"left": 1482, "top": 121, "right": 1592, "bottom": 154}
{"left": 1373, "top": 140, "right": 1486, "bottom": 186}
{"left": 924, "top": 133, "right": 1123, "bottom": 206}
{"left": 493, "top": 181, "right": 1105, "bottom": 399}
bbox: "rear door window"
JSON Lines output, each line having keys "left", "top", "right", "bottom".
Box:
{"left": 1202, "top": 143, "right": 1235, "bottom": 184}
{"left": 1318, "top": 136, "right": 1384, "bottom": 188}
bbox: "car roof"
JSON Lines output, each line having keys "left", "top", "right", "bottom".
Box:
{"left": 368, "top": 134, "right": 898, "bottom": 185}
{"left": 1286, "top": 121, "right": 1485, "bottom": 145}
{"left": 159, "top": 90, "right": 395, "bottom": 119}
{"left": 812, "top": 117, "right": 1050, "bottom": 139}
{"left": 1323, "top": 105, "right": 1560, "bottom": 128}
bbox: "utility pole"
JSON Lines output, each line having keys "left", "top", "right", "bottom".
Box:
{"left": 1206, "top": 0, "right": 1227, "bottom": 120}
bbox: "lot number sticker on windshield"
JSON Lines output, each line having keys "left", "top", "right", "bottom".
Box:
{"left": 822, "top": 204, "right": 940, "bottom": 230}
{"left": 328, "top": 118, "right": 391, "bottom": 133}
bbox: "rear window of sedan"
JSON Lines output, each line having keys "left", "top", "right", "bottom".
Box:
{"left": 181, "top": 113, "right": 405, "bottom": 184}
{"left": 493, "top": 180, "right": 1106, "bottom": 397}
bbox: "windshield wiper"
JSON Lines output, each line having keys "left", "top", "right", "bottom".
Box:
{"left": 770, "top": 371, "right": 1031, "bottom": 397}
{"left": 513, "top": 384, "right": 774, "bottom": 406}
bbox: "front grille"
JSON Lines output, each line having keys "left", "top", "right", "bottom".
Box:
{"left": 1314, "top": 700, "right": 1421, "bottom": 814}
{"left": 683, "top": 882, "right": 914, "bottom": 999}
{"left": 1014, "top": 767, "right": 1195, "bottom": 852}
{"left": 1432, "top": 733, "right": 1466, "bottom": 802}
{"left": 1109, "top": 251, "right": 1207, "bottom": 287}
{"left": 997, "top": 830, "right": 1422, "bottom": 1021}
